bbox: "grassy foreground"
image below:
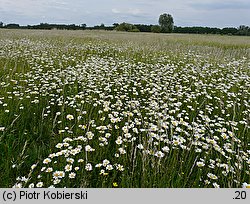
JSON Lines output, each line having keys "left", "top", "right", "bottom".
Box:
{"left": 0, "top": 29, "right": 249, "bottom": 188}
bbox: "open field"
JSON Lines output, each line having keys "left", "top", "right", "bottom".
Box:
{"left": 0, "top": 29, "right": 249, "bottom": 188}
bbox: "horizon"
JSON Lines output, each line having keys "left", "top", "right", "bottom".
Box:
{"left": 0, "top": 0, "right": 250, "bottom": 28}
{"left": 0, "top": 22, "right": 248, "bottom": 29}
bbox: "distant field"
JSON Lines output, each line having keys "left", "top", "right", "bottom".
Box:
{"left": 0, "top": 29, "right": 249, "bottom": 188}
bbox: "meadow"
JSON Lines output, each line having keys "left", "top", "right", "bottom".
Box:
{"left": 0, "top": 29, "right": 249, "bottom": 188}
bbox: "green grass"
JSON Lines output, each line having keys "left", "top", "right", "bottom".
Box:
{"left": 0, "top": 29, "right": 249, "bottom": 188}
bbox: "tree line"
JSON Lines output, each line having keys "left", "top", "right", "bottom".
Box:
{"left": 0, "top": 22, "right": 87, "bottom": 30}
{"left": 1, "top": 13, "right": 249, "bottom": 36}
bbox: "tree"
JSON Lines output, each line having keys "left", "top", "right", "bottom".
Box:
{"left": 158, "top": 13, "right": 174, "bottom": 33}
{"left": 81, "top": 24, "right": 87, "bottom": 29}
{"left": 115, "top": 22, "right": 139, "bottom": 32}
{"left": 134, "top": 24, "right": 152, "bottom": 32}
{"left": 113, "top": 23, "right": 119, "bottom": 28}
{"left": 6, "top": 24, "right": 20, "bottom": 29}
{"left": 0, "top": 22, "right": 3, "bottom": 28}
{"left": 151, "top": 25, "right": 161, "bottom": 33}
{"left": 100, "top": 23, "right": 105, "bottom": 29}
{"left": 221, "top": 27, "right": 238, "bottom": 35}
{"left": 237, "top": 25, "right": 250, "bottom": 36}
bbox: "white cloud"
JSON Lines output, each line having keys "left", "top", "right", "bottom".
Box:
{"left": 111, "top": 9, "right": 118, "bottom": 14}
{"left": 128, "top": 8, "right": 142, "bottom": 15}
{"left": 112, "top": 8, "right": 143, "bottom": 15}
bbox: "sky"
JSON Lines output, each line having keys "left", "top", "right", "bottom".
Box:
{"left": 0, "top": 0, "right": 249, "bottom": 28}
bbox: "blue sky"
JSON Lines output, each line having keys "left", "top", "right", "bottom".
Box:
{"left": 0, "top": 0, "right": 249, "bottom": 27}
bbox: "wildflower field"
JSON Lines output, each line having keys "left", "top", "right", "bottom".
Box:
{"left": 0, "top": 29, "right": 249, "bottom": 188}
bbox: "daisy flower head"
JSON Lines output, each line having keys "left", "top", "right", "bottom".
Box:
{"left": 36, "top": 182, "right": 43, "bottom": 188}
{"left": 196, "top": 161, "right": 205, "bottom": 167}
{"left": 66, "top": 114, "right": 74, "bottom": 120}
{"left": 207, "top": 173, "right": 218, "bottom": 180}
{"left": 69, "top": 172, "right": 76, "bottom": 179}
{"left": 65, "top": 164, "right": 72, "bottom": 172}
{"left": 242, "top": 182, "right": 250, "bottom": 188}
{"left": 155, "top": 151, "right": 165, "bottom": 158}
{"left": 43, "top": 158, "right": 51, "bottom": 164}
{"left": 85, "top": 163, "right": 92, "bottom": 171}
